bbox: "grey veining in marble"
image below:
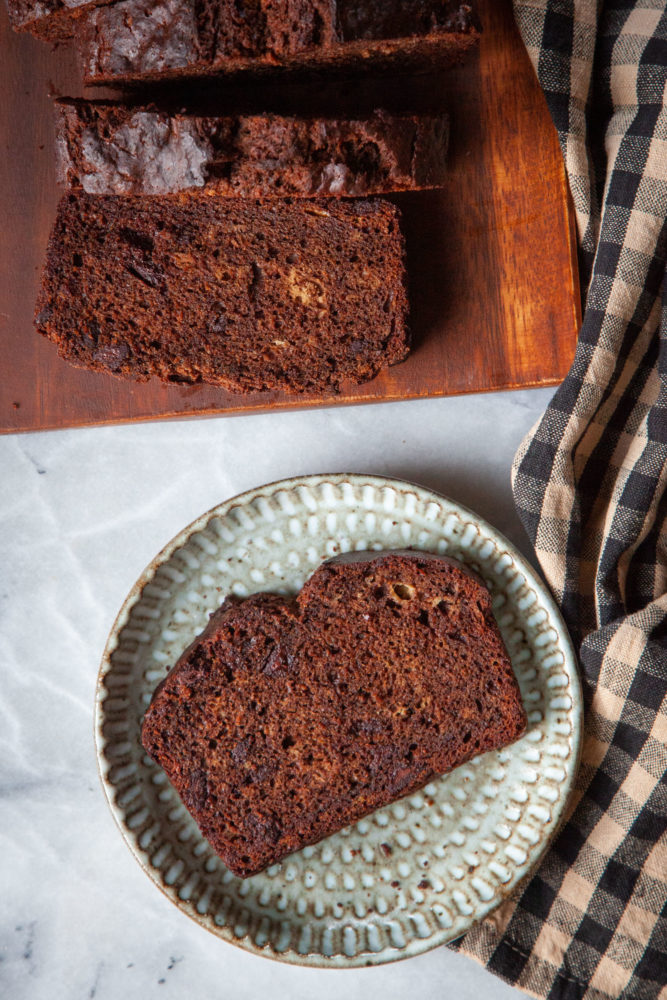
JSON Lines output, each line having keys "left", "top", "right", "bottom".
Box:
{"left": 0, "top": 389, "right": 554, "bottom": 1000}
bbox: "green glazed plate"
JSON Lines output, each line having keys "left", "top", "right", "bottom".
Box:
{"left": 96, "top": 474, "right": 582, "bottom": 967}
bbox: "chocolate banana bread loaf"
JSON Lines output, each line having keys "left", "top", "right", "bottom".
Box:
{"left": 36, "top": 192, "right": 409, "bottom": 393}
{"left": 55, "top": 99, "right": 449, "bottom": 197}
{"left": 141, "top": 551, "right": 526, "bottom": 878}
{"left": 79, "top": 0, "right": 480, "bottom": 88}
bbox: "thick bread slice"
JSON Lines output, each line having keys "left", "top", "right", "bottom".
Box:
{"left": 35, "top": 192, "right": 409, "bottom": 394}
{"left": 141, "top": 551, "right": 526, "bottom": 878}
{"left": 78, "top": 0, "right": 480, "bottom": 88}
{"left": 55, "top": 99, "right": 449, "bottom": 197}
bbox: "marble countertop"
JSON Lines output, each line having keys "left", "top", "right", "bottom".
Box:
{"left": 1, "top": 388, "right": 555, "bottom": 1000}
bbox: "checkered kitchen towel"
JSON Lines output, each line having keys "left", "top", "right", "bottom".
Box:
{"left": 455, "top": 2, "right": 667, "bottom": 997}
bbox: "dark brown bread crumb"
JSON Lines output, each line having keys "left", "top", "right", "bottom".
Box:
{"left": 55, "top": 99, "right": 449, "bottom": 197}
{"left": 35, "top": 192, "right": 408, "bottom": 394}
{"left": 78, "top": 0, "right": 480, "bottom": 88}
{"left": 5, "top": 0, "right": 111, "bottom": 40}
{"left": 141, "top": 551, "right": 527, "bottom": 878}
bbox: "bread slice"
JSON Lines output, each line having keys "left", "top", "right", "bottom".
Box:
{"left": 55, "top": 98, "right": 449, "bottom": 198}
{"left": 79, "top": 0, "right": 480, "bottom": 89}
{"left": 35, "top": 192, "right": 408, "bottom": 393}
{"left": 141, "top": 551, "right": 526, "bottom": 878}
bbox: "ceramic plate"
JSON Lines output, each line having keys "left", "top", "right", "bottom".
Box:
{"left": 96, "top": 474, "right": 582, "bottom": 967}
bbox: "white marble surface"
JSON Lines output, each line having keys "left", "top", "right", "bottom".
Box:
{"left": 0, "top": 389, "right": 555, "bottom": 1000}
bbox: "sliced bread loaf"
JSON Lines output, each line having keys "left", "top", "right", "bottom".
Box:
{"left": 141, "top": 551, "right": 526, "bottom": 877}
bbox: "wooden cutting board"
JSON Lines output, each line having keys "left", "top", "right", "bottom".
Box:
{"left": 0, "top": 0, "right": 580, "bottom": 434}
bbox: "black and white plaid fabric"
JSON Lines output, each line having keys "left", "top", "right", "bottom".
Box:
{"left": 455, "top": 2, "right": 667, "bottom": 997}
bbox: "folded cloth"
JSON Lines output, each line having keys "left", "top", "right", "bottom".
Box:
{"left": 455, "top": 2, "right": 667, "bottom": 997}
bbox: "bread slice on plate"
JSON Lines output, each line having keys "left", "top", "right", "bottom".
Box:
{"left": 141, "top": 551, "right": 527, "bottom": 878}
{"left": 78, "top": 0, "right": 481, "bottom": 88}
{"left": 55, "top": 98, "right": 449, "bottom": 198}
{"left": 36, "top": 192, "right": 409, "bottom": 393}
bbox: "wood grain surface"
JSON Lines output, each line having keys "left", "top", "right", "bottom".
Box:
{"left": 0, "top": 0, "right": 580, "bottom": 435}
